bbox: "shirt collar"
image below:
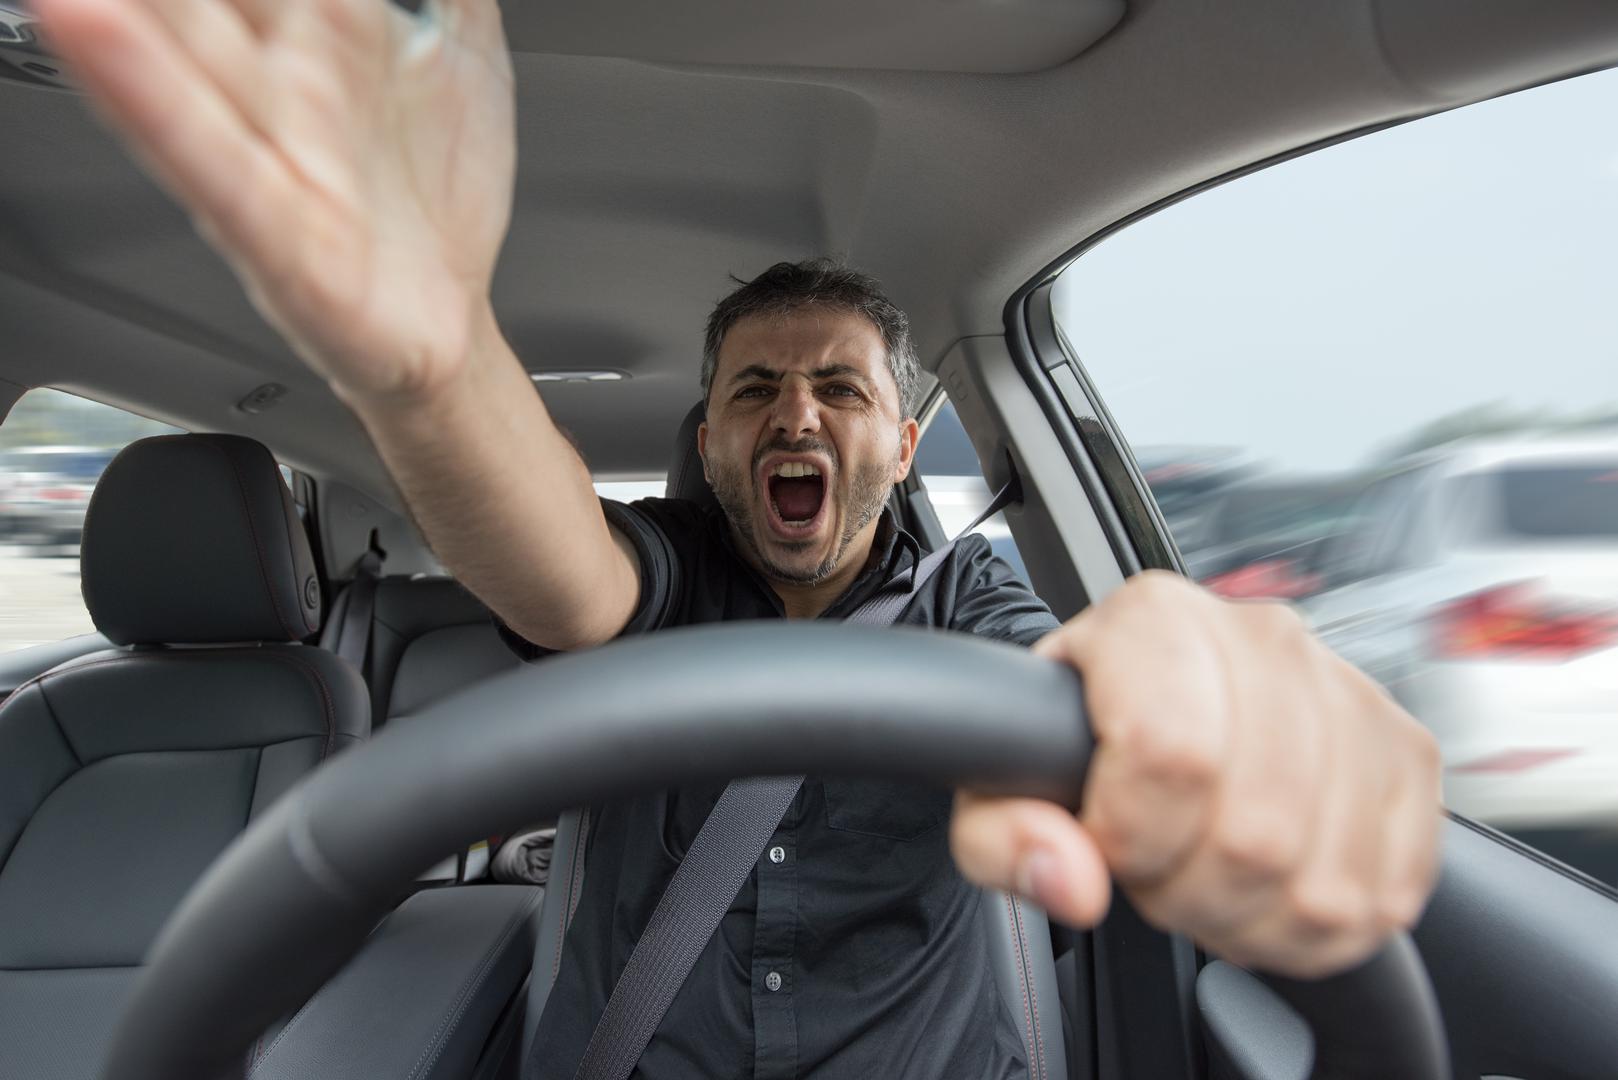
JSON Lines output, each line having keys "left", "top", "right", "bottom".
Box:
{"left": 704, "top": 504, "right": 923, "bottom": 618}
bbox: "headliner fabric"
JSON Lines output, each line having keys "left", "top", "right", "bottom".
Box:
{"left": 80, "top": 434, "right": 322, "bottom": 645}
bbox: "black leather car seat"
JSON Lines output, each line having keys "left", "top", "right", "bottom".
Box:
{"left": 523, "top": 403, "right": 1070, "bottom": 1080}
{"left": 321, "top": 576, "right": 519, "bottom": 729}
{"left": 0, "top": 433, "right": 369, "bottom": 1080}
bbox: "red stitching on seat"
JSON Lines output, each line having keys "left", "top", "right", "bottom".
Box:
{"left": 1004, "top": 893, "right": 1038, "bottom": 1080}
{"left": 1012, "top": 897, "right": 1048, "bottom": 1080}
{"left": 9, "top": 650, "right": 341, "bottom": 761}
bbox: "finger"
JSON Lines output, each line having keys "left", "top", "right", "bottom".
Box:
{"left": 33, "top": 0, "right": 298, "bottom": 280}
{"left": 134, "top": 0, "right": 275, "bottom": 145}
{"left": 951, "top": 793, "right": 1111, "bottom": 928}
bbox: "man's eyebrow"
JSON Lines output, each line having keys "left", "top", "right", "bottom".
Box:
{"left": 730, "top": 364, "right": 781, "bottom": 384}
{"left": 810, "top": 363, "right": 871, "bottom": 382}
{"left": 728, "top": 362, "right": 872, "bottom": 384}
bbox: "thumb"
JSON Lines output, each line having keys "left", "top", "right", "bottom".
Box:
{"left": 951, "top": 792, "right": 1112, "bottom": 928}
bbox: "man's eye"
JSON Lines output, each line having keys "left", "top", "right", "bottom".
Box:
{"left": 822, "top": 384, "right": 860, "bottom": 398}
{"left": 736, "top": 386, "right": 772, "bottom": 399}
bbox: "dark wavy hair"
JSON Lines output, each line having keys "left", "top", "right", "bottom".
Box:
{"left": 701, "top": 258, "right": 921, "bottom": 418}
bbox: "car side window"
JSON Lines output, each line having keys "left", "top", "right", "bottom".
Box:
{"left": 914, "top": 400, "right": 1028, "bottom": 580}
{"left": 1052, "top": 68, "right": 1618, "bottom": 884}
{"left": 1, "top": 389, "right": 181, "bottom": 653}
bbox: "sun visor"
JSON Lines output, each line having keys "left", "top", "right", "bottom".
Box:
{"left": 502, "top": 0, "right": 1126, "bottom": 75}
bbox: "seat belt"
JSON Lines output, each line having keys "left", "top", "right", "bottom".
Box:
{"left": 332, "top": 534, "right": 384, "bottom": 676}
{"left": 564, "top": 538, "right": 960, "bottom": 1080}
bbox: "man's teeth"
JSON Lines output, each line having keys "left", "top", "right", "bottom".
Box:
{"left": 771, "top": 462, "right": 822, "bottom": 479}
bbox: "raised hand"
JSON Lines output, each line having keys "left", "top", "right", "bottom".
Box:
{"left": 33, "top": 0, "right": 517, "bottom": 404}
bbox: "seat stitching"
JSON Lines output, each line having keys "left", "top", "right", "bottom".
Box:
{"left": 1003, "top": 893, "right": 1038, "bottom": 1080}
{"left": 247, "top": 965, "right": 327, "bottom": 1071}
{"left": 257, "top": 650, "right": 339, "bottom": 760}
{"left": 553, "top": 809, "right": 591, "bottom": 982}
{"left": 568, "top": 809, "right": 591, "bottom": 923}
{"left": 30, "top": 676, "right": 85, "bottom": 768}
{"left": 0, "top": 662, "right": 133, "bottom": 835}
{"left": 0, "top": 658, "right": 130, "bottom": 765}
{"left": 553, "top": 820, "right": 582, "bottom": 980}
{"left": 21, "top": 651, "right": 342, "bottom": 761}
{"left": 409, "top": 891, "right": 543, "bottom": 1080}
{"left": 1013, "top": 897, "right": 1048, "bottom": 1080}
{"left": 212, "top": 440, "right": 302, "bottom": 641}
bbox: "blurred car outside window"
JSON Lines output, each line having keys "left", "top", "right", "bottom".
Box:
{"left": 2, "top": 389, "right": 181, "bottom": 653}
{"left": 1052, "top": 68, "right": 1618, "bottom": 885}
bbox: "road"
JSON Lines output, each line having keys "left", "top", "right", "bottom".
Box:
{"left": 0, "top": 543, "right": 96, "bottom": 653}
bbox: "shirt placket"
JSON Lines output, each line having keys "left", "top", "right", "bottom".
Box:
{"left": 750, "top": 812, "right": 800, "bottom": 1079}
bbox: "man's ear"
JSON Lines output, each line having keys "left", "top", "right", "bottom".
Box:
{"left": 697, "top": 421, "right": 711, "bottom": 481}
{"left": 893, "top": 417, "right": 921, "bottom": 483}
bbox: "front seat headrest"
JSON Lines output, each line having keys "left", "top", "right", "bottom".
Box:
{"left": 665, "top": 402, "right": 719, "bottom": 511}
{"left": 81, "top": 434, "right": 323, "bottom": 645}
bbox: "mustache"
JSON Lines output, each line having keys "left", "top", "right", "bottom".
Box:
{"left": 752, "top": 436, "right": 837, "bottom": 474}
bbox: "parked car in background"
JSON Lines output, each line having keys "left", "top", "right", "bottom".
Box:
{"left": 0, "top": 445, "right": 115, "bottom": 548}
{"left": 1185, "top": 476, "right": 1367, "bottom": 599}
{"left": 1304, "top": 435, "right": 1618, "bottom": 833}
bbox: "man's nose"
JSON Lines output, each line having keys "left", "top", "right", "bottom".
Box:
{"left": 770, "top": 377, "right": 821, "bottom": 437}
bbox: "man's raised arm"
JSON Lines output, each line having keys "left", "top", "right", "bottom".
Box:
{"left": 33, "top": 0, "right": 639, "bottom": 649}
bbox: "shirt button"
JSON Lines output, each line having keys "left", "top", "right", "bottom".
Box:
{"left": 765, "top": 971, "right": 783, "bottom": 993}
{"left": 768, "top": 845, "right": 786, "bottom": 864}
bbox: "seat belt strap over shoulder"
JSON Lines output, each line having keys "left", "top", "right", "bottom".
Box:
{"left": 563, "top": 540, "right": 959, "bottom": 1080}
{"left": 333, "top": 532, "right": 384, "bottom": 675}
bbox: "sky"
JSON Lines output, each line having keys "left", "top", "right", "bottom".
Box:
{"left": 1052, "top": 66, "right": 1618, "bottom": 473}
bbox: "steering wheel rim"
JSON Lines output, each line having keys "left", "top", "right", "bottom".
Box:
{"left": 99, "top": 622, "right": 1448, "bottom": 1080}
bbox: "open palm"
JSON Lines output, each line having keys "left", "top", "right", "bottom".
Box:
{"left": 34, "top": 0, "right": 517, "bottom": 401}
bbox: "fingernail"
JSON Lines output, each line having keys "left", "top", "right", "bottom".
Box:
{"left": 1015, "top": 848, "right": 1060, "bottom": 907}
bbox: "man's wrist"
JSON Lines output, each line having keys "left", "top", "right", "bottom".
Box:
{"left": 332, "top": 296, "right": 512, "bottom": 422}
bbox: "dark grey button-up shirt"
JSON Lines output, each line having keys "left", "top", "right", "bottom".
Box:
{"left": 505, "top": 498, "right": 1061, "bottom": 1079}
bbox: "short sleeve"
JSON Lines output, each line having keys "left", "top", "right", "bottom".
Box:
{"left": 944, "top": 534, "right": 1061, "bottom": 648}
{"left": 495, "top": 497, "right": 692, "bottom": 661}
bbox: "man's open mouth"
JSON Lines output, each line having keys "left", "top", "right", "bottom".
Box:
{"left": 763, "top": 460, "right": 828, "bottom": 537}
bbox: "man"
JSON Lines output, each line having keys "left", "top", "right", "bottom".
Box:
{"left": 34, "top": 0, "right": 1442, "bottom": 1075}
{"left": 506, "top": 258, "right": 1071, "bottom": 1077}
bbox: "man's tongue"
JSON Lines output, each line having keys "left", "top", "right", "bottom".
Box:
{"left": 770, "top": 476, "right": 824, "bottom": 524}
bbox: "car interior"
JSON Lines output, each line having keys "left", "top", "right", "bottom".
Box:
{"left": 3, "top": 1, "right": 1618, "bottom": 1078}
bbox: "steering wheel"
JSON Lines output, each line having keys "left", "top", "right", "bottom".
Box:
{"left": 99, "top": 624, "right": 1449, "bottom": 1080}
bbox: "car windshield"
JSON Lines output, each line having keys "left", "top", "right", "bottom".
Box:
{"left": 1485, "top": 464, "right": 1618, "bottom": 540}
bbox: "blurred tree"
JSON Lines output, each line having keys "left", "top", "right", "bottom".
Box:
{"left": 1378, "top": 400, "right": 1618, "bottom": 461}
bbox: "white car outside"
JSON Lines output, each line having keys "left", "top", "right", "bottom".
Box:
{"left": 1304, "top": 435, "right": 1618, "bottom": 831}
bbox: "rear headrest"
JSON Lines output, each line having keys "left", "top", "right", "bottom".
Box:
{"left": 81, "top": 434, "right": 322, "bottom": 645}
{"left": 665, "top": 402, "right": 719, "bottom": 510}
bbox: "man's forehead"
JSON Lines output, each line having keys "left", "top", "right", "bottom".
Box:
{"left": 715, "top": 308, "right": 888, "bottom": 380}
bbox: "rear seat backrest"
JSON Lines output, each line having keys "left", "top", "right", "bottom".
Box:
{"left": 323, "top": 577, "right": 520, "bottom": 725}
